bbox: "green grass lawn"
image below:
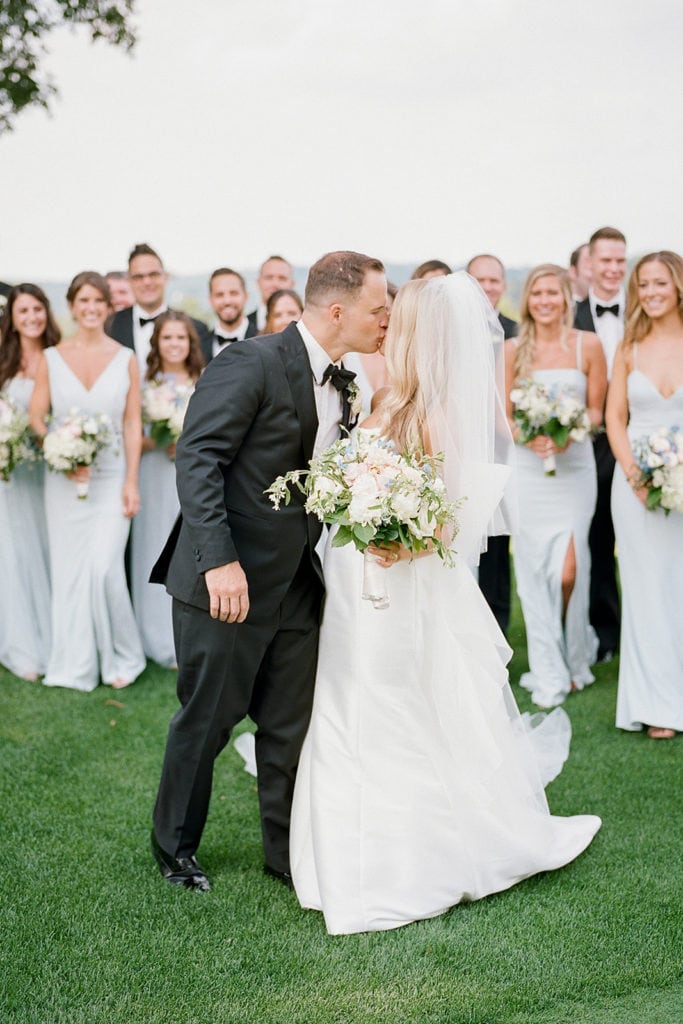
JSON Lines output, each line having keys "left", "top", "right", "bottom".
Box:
{"left": 1, "top": 604, "right": 681, "bottom": 1024}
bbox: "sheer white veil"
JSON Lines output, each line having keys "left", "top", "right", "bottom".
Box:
{"left": 415, "top": 271, "right": 516, "bottom": 564}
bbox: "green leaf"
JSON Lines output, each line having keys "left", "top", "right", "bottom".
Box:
{"left": 331, "top": 525, "right": 355, "bottom": 547}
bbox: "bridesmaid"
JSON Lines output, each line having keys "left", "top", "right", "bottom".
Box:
{"left": 132, "top": 312, "right": 204, "bottom": 666}
{"left": 505, "top": 265, "right": 607, "bottom": 707}
{"left": 29, "top": 271, "right": 145, "bottom": 691}
{"left": 0, "top": 285, "right": 60, "bottom": 679}
{"left": 262, "top": 288, "right": 303, "bottom": 335}
{"left": 606, "top": 251, "right": 683, "bottom": 739}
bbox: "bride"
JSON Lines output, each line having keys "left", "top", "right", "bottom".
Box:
{"left": 290, "top": 273, "right": 601, "bottom": 935}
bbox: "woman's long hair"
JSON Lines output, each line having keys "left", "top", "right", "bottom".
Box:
{"left": 0, "top": 283, "right": 61, "bottom": 389}
{"left": 514, "top": 264, "right": 573, "bottom": 382}
{"left": 379, "top": 279, "right": 429, "bottom": 451}
{"left": 145, "top": 311, "right": 205, "bottom": 381}
{"left": 623, "top": 250, "right": 683, "bottom": 348}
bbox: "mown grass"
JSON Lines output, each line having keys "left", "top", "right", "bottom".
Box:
{"left": 1, "top": 602, "right": 681, "bottom": 1024}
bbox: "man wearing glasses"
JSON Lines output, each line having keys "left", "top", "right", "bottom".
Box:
{"left": 108, "top": 243, "right": 207, "bottom": 370}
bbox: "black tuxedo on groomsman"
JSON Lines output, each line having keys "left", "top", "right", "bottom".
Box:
{"left": 150, "top": 322, "right": 329, "bottom": 878}
{"left": 246, "top": 308, "right": 260, "bottom": 335}
{"left": 574, "top": 296, "right": 621, "bottom": 658}
{"left": 201, "top": 317, "right": 259, "bottom": 365}
{"left": 477, "top": 311, "right": 517, "bottom": 634}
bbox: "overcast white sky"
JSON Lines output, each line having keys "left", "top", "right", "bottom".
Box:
{"left": 1, "top": 0, "right": 682, "bottom": 281}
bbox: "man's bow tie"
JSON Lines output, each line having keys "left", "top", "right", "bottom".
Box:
{"left": 139, "top": 315, "right": 159, "bottom": 327}
{"left": 215, "top": 333, "right": 239, "bottom": 344}
{"left": 321, "top": 363, "right": 356, "bottom": 392}
{"left": 595, "top": 303, "right": 619, "bottom": 318}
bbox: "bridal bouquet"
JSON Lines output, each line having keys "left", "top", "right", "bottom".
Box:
{"left": 42, "top": 409, "right": 112, "bottom": 499}
{"left": 142, "top": 376, "right": 194, "bottom": 450}
{"left": 266, "top": 434, "right": 461, "bottom": 609}
{"left": 0, "top": 391, "right": 38, "bottom": 481}
{"left": 631, "top": 426, "right": 683, "bottom": 514}
{"left": 510, "top": 379, "right": 593, "bottom": 475}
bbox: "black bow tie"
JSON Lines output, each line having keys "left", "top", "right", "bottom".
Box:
{"left": 321, "top": 363, "right": 356, "bottom": 392}
{"left": 139, "top": 315, "right": 159, "bottom": 327}
{"left": 215, "top": 333, "right": 240, "bottom": 344}
{"left": 595, "top": 303, "right": 619, "bottom": 318}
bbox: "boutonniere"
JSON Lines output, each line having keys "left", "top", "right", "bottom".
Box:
{"left": 346, "top": 380, "right": 362, "bottom": 420}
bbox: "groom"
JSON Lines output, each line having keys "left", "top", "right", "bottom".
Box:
{"left": 150, "top": 251, "right": 389, "bottom": 891}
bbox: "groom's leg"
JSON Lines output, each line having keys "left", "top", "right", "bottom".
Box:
{"left": 250, "top": 560, "right": 323, "bottom": 874}
{"left": 153, "top": 598, "right": 272, "bottom": 859}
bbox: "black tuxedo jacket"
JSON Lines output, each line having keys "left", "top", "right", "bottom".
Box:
{"left": 201, "top": 318, "right": 259, "bottom": 365}
{"left": 151, "top": 322, "right": 322, "bottom": 620}
{"left": 107, "top": 306, "right": 210, "bottom": 368}
{"left": 498, "top": 312, "right": 518, "bottom": 340}
{"left": 573, "top": 298, "right": 596, "bottom": 333}
{"left": 247, "top": 309, "right": 260, "bottom": 334}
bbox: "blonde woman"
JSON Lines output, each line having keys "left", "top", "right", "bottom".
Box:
{"left": 606, "top": 251, "right": 683, "bottom": 739}
{"left": 505, "top": 265, "right": 607, "bottom": 708}
{"left": 290, "top": 274, "right": 601, "bottom": 936}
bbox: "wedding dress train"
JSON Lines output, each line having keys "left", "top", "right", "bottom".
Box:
{"left": 290, "top": 536, "right": 601, "bottom": 935}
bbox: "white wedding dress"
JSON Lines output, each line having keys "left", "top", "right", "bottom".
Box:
{"left": 291, "top": 501, "right": 602, "bottom": 935}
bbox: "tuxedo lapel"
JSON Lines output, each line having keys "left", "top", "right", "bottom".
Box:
{"left": 278, "top": 323, "right": 318, "bottom": 463}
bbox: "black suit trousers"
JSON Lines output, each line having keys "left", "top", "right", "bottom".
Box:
{"left": 589, "top": 432, "right": 620, "bottom": 652}
{"left": 477, "top": 535, "right": 511, "bottom": 634}
{"left": 153, "top": 555, "right": 323, "bottom": 873}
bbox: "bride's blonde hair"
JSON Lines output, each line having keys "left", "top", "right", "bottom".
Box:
{"left": 379, "top": 279, "right": 429, "bottom": 451}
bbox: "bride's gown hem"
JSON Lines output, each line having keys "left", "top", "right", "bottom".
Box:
{"left": 290, "top": 481, "right": 601, "bottom": 935}
{"left": 42, "top": 347, "right": 146, "bottom": 692}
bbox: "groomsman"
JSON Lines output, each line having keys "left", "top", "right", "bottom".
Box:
{"left": 466, "top": 254, "right": 517, "bottom": 634}
{"left": 105, "top": 271, "right": 134, "bottom": 313}
{"left": 574, "top": 226, "right": 627, "bottom": 661}
{"left": 247, "top": 255, "right": 295, "bottom": 332}
{"left": 204, "top": 268, "right": 258, "bottom": 364}
{"left": 411, "top": 259, "right": 452, "bottom": 280}
{"left": 107, "top": 243, "right": 208, "bottom": 372}
{"left": 568, "top": 243, "right": 592, "bottom": 303}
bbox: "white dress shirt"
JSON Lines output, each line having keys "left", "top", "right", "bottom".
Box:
{"left": 296, "top": 320, "right": 344, "bottom": 457}
{"left": 132, "top": 302, "right": 167, "bottom": 375}
{"left": 212, "top": 316, "right": 251, "bottom": 359}
{"left": 588, "top": 287, "right": 625, "bottom": 379}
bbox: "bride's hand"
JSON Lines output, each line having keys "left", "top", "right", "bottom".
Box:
{"left": 67, "top": 465, "right": 90, "bottom": 483}
{"left": 367, "top": 542, "right": 402, "bottom": 568}
{"left": 368, "top": 541, "right": 431, "bottom": 567}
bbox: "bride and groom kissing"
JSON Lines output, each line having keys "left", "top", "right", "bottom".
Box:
{"left": 149, "top": 251, "right": 600, "bottom": 936}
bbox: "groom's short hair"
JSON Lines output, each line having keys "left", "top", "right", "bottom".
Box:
{"left": 305, "top": 251, "right": 384, "bottom": 307}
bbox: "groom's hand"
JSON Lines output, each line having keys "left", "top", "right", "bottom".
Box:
{"left": 204, "top": 561, "right": 249, "bottom": 623}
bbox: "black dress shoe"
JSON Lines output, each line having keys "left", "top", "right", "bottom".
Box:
{"left": 151, "top": 831, "right": 211, "bottom": 892}
{"left": 263, "top": 864, "right": 294, "bottom": 888}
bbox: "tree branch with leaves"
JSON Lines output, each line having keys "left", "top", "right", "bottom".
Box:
{"left": 0, "top": 0, "right": 136, "bottom": 134}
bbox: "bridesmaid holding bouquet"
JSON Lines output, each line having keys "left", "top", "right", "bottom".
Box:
{"left": 30, "top": 271, "right": 145, "bottom": 691}
{"left": 0, "top": 285, "right": 60, "bottom": 679}
{"left": 606, "top": 251, "right": 683, "bottom": 738}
